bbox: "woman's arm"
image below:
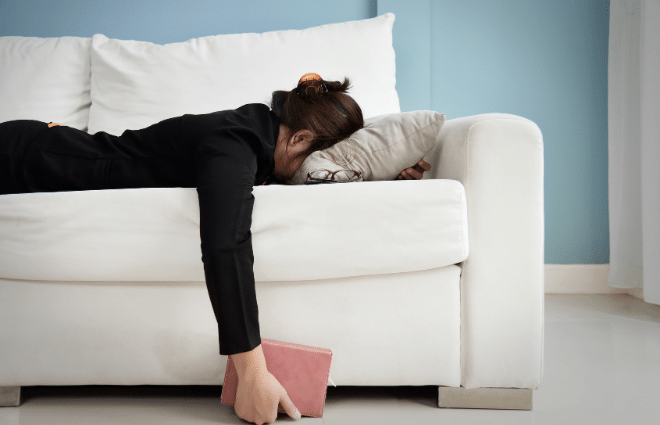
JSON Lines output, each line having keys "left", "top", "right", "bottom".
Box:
{"left": 195, "top": 134, "right": 262, "bottom": 356}
{"left": 195, "top": 130, "right": 300, "bottom": 424}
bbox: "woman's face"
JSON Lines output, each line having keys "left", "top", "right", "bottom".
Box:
{"left": 272, "top": 125, "right": 314, "bottom": 181}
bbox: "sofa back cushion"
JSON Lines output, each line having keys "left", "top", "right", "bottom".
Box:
{"left": 0, "top": 36, "right": 91, "bottom": 130}
{"left": 88, "top": 13, "right": 399, "bottom": 136}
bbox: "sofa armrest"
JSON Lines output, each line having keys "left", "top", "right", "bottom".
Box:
{"left": 422, "top": 113, "right": 544, "bottom": 390}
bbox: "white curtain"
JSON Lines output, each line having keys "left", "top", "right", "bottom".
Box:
{"left": 608, "top": 0, "right": 660, "bottom": 305}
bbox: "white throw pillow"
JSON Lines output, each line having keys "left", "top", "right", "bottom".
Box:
{"left": 289, "top": 110, "right": 446, "bottom": 184}
{"left": 88, "top": 13, "right": 399, "bottom": 135}
{"left": 0, "top": 36, "right": 91, "bottom": 130}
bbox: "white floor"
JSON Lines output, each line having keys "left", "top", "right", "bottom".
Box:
{"left": 2, "top": 294, "right": 659, "bottom": 425}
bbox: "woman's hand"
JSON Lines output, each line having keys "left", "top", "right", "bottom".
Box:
{"left": 234, "top": 361, "right": 301, "bottom": 424}
{"left": 395, "top": 159, "right": 431, "bottom": 180}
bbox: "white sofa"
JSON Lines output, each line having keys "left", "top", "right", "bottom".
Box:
{"left": 0, "top": 14, "right": 544, "bottom": 410}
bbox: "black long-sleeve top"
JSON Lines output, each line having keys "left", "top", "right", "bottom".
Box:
{"left": 21, "top": 103, "right": 280, "bottom": 355}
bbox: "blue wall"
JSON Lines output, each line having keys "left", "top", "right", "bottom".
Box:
{"left": 0, "top": 0, "right": 376, "bottom": 42}
{"left": 430, "top": 0, "right": 610, "bottom": 265}
{"left": 0, "top": 0, "right": 610, "bottom": 264}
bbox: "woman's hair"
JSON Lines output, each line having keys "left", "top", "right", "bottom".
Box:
{"left": 270, "top": 76, "right": 364, "bottom": 162}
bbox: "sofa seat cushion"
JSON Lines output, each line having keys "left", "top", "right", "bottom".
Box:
{"left": 0, "top": 179, "right": 468, "bottom": 282}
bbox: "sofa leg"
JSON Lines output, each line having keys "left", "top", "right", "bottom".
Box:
{"left": 0, "top": 386, "right": 22, "bottom": 407}
{"left": 438, "top": 386, "right": 532, "bottom": 410}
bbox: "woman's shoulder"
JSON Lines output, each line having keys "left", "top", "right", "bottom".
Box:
{"left": 233, "top": 103, "right": 277, "bottom": 123}
{"left": 214, "top": 103, "right": 278, "bottom": 133}
{"left": 183, "top": 103, "right": 273, "bottom": 124}
{"left": 186, "top": 103, "right": 278, "bottom": 156}
{"left": 237, "top": 102, "right": 271, "bottom": 111}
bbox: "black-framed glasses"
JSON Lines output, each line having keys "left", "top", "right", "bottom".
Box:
{"left": 305, "top": 169, "right": 362, "bottom": 184}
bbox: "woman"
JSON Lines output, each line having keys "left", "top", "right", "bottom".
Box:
{"left": 0, "top": 74, "right": 430, "bottom": 424}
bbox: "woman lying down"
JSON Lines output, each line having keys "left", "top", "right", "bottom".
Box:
{"left": 0, "top": 73, "right": 430, "bottom": 425}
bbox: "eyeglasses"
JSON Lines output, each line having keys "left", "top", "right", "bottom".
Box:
{"left": 305, "top": 169, "right": 362, "bottom": 184}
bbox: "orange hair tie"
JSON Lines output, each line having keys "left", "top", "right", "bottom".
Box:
{"left": 298, "top": 73, "right": 322, "bottom": 85}
{"left": 296, "top": 73, "right": 328, "bottom": 96}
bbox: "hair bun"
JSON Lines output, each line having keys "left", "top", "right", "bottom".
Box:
{"left": 296, "top": 77, "right": 328, "bottom": 98}
{"left": 295, "top": 73, "right": 352, "bottom": 98}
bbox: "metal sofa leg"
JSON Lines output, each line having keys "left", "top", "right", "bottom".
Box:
{"left": 438, "top": 386, "right": 532, "bottom": 410}
{"left": 0, "top": 386, "right": 22, "bottom": 407}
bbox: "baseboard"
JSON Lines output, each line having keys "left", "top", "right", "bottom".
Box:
{"left": 544, "top": 264, "right": 629, "bottom": 294}
{"left": 626, "top": 287, "right": 645, "bottom": 300}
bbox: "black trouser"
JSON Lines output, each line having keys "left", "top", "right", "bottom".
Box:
{"left": 0, "top": 120, "right": 49, "bottom": 195}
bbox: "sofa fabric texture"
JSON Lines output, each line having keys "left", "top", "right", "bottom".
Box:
{"left": 88, "top": 14, "right": 400, "bottom": 136}
{"left": 0, "top": 36, "right": 91, "bottom": 130}
{"left": 0, "top": 12, "right": 544, "bottom": 394}
{"left": 0, "top": 265, "right": 462, "bottom": 387}
{"left": 422, "top": 113, "right": 545, "bottom": 389}
{"left": 0, "top": 179, "right": 468, "bottom": 283}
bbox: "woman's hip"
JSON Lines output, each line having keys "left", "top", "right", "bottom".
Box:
{"left": 0, "top": 120, "right": 49, "bottom": 156}
{"left": 0, "top": 120, "right": 49, "bottom": 195}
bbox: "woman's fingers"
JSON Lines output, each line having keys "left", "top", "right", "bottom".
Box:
{"left": 405, "top": 167, "right": 423, "bottom": 179}
{"left": 397, "top": 168, "right": 421, "bottom": 180}
{"left": 278, "top": 388, "right": 302, "bottom": 420}
{"left": 399, "top": 169, "right": 414, "bottom": 180}
{"left": 395, "top": 160, "right": 431, "bottom": 180}
{"left": 417, "top": 159, "right": 431, "bottom": 171}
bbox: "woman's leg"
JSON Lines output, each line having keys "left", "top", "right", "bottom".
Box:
{"left": 0, "top": 120, "right": 48, "bottom": 195}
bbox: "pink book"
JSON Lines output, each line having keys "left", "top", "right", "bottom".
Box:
{"left": 221, "top": 338, "right": 333, "bottom": 418}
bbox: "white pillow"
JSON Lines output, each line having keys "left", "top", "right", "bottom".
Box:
{"left": 88, "top": 13, "right": 399, "bottom": 135}
{"left": 289, "top": 110, "right": 446, "bottom": 184}
{"left": 0, "top": 36, "right": 91, "bottom": 130}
